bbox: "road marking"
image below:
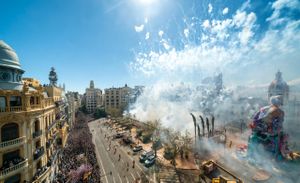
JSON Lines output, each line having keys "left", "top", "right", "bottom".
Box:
{"left": 94, "top": 137, "right": 109, "bottom": 183}
{"left": 117, "top": 173, "right": 122, "bottom": 183}
{"left": 96, "top": 121, "right": 150, "bottom": 182}
{"left": 113, "top": 175, "right": 116, "bottom": 183}
{"left": 130, "top": 172, "right": 135, "bottom": 180}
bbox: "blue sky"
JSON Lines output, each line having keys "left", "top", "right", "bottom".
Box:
{"left": 1, "top": 0, "right": 300, "bottom": 93}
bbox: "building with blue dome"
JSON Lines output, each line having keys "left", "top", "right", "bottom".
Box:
{"left": 0, "top": 40, "right": 73, "bottom": 183}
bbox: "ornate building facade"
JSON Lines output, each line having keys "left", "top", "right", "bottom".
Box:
{"left": 84, "top": 80, "right": 102, "bottom": 113}
{"left": 0, "top": 40, "right": 72, "bottom": 183}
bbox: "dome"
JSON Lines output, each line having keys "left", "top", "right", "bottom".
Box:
{"left": 269, "top": 71, "right": 288, "bottom": 92}
{"left": 0, "top": 40, "right": 23, "bottom": 71}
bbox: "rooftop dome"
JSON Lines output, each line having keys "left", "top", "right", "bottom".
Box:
{"left": 269, "top": 71, "right": 288, "bottom": 91}
{"left": 0, "top": 40, "right": 23, "bottom": 71}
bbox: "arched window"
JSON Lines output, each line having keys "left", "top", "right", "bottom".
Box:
{"left": 1, "top": 123, "right": 19, "bottom": 142}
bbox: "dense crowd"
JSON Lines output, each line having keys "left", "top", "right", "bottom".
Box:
{"left": 0, "top": 157, "right": 25, "bottom": 171}
{"left": 54, "top": 112, "right": 101, "bottom": 183}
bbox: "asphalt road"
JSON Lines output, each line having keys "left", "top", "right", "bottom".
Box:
{"left": 89, "top": 119, "right": 154, "bottom": 183}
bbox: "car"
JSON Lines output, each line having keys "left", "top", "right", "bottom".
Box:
{"left": 123, "top": 137, "right": 133, "bottom": 144}
{"left": 133, "top": 145, "right": 143, "bottom": 152}
{"left": 115, "top": 133, "right": 123, "bottom": 138}
{"left": 139, "top": 150, "right": 154, "bottom": 163}
{"left": 144, "top": 155, "right": 156, "bottom": 167}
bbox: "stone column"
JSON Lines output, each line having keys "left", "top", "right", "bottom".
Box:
{"left": 6, "top": 95, "right": 10, "bottom": 112}
{"left": 24, "top": 119, "right": 31, "bottom": 182}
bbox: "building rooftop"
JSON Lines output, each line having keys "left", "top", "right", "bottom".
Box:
{"left": 0, "top": 40, "right": 23, "bottom": 71}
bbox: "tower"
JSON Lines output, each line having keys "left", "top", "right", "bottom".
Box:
{"left": 90, "top": 80, "right": 94, "bottom": 89}
{"left": 49, "top": 67, "right": 58, "bottom": 86}
{"left": 268, "top": 70, "right": 289, "bottom": 105}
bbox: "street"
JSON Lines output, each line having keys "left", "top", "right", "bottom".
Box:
{"left": 88, "top": 119, "right": 153, "bottom": 183}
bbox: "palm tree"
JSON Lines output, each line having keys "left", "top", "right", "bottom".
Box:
{"left": 206, "top": 117, "right": 210, "bottom": 137}
{"left": 199, "top": 115, "right": 205, "bottom": 137}
{"left": 211, "top": 115, "right": 215, "bottom": 136}
{"left": 197, "top": 124, "right": 201, "bottom": 139}
{"left": 190, "top": 113, "right": 197, "bottom": 145}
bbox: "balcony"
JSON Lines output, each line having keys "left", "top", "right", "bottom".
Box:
{"left": 33, "top": 147, "right": 45, "bottom": 160}
{"left": 0, "top": 106, "right": 23, "bottom": 113}
{"left": 46, "top": 139, "right": 54, "bottom": 149}
{"left": 30, "top": 104, "right": 41, "bottom": 109}
{"left": 0, "top": 159, "right": 28, "bottom": 179}
{"left": 47, "top": 150, "right": 60, "bottom": 166}
{"left": 47, "top": 120, "right": 57, "bottom": 131}
{"left": 32, "top": 166, "right": 50, "bottom": 183}
{"left": 9, "top": 106, "right": 23, "bottom": 112}
{"left": 32, "top": 130, "right": 43, "bottom": 139}
{"left": 46, "top": 131, "right": 58, "bottom": 149}
{"left": 44, "top": 98, "right": 54, "bottom": 108}
{"left": 0, "top": 137, "right": 26, "bottom": 151}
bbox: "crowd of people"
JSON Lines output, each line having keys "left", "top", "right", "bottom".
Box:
{"left": 55, "top": 112, "right": 101, "bottom": 183}
{"left": 0, "top": 157, "right": 25, "bottom": 172}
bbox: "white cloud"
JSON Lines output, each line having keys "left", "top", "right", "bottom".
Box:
{"left": 222, "top": 7, "right": 229, "bottom": 15}
{"left": 233, "top": 10, "right": 247, "bottom": 27}
{"left": 134, "top": 24, "right": 144, "bottom": 32}
{"left": 145, "top": 32, "right": 150, "bottom": 40}
{"left": 208, "top": 3, "right": 213, "bottom": 14}
{"left": 210, "top": 19, "right": 232, "bottom": 40}
{"left": 267, "top": 0, "right": 300, "bottom": 25}
{"left": 239, "top": 12, "right": 257, "bottom": 45}
{"left": 202, "top": 19, "right": 210, "bottom": 28}
{"left": 184, "top": 29, "right": 189, "bottom": 38}
{"left": 158, "top": 30, "right": 164, "bottom": 37}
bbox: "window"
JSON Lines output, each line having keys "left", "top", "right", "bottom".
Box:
{"left": 4, "top": 174, "right": 21, "bottom": 183}
{"left": 1, "top": 123, "right": 19, "bottom": 142}
{"left": 0, "top": 96, "right": 6, "bottom": 110}
{"left": 10, "top": 96, "right": 22, "bottom": 107}
{"left": 30, "top": 96, "right": 35, "bottom": 105}
{"left": 34, "top": 120, "right": 40, "bottom": 132}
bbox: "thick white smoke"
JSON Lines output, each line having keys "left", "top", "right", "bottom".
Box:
{"left": 128, "top": 0, "right": 300, "bottom": 182}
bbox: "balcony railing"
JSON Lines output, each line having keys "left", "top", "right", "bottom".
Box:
{"left": 32, "top": 130, "right": 43, "bottom": 139}
{"left": 0, "top": 159, "right": 28, "bottom": 177}
{"left": 0, "top": 106, "right": 24, "bottom": 113}
{"left": 32, "top": 166, "right": 50, "bottom": 183}
{"left": 30, "top": 104, "right": 41, "bottom": 109}
{"left": 0, "top": 136, "right": 26, "bottom": 149}
{"left": 46, "top": 138, "right": 54, "bottom": 149}
{"left": 47, "top": 121, "right": 57, "bottom": 131}
{"left": 47, "top": 150, "right": 60, "bottom": 166}
{"left": 33, "top": 147, "right": 45, "bottom": 160}
{"left": 44, "top": 98, "right": 54, "bottom": 108}
{"left": 0, "top": 107, "right": 5, "bottom": 113}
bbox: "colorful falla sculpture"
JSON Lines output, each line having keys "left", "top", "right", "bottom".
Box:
{"left": 248, "top": 96, "right": 299, "bottom": 161}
